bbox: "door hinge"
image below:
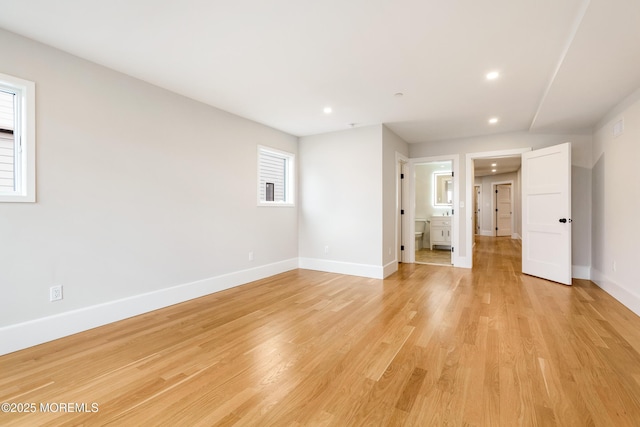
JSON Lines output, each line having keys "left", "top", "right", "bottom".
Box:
{"left": 401, "top": 209, "right": 404, "bottom": 215}
{"left": 451, "top": 247, "right": 454, "bottom": 253}
{"left": 401, "top": 245, "right": 404, "bottom": 251}
{"left": 401, "top": 173, "right": 404, "bottom": 179}
{"left": 495, "top": 189, "right": 498, "bottom": 193}
{"left": 451, "top": 171, "right": 454, "bottom": 177}
{"left": 452, "top": 209, "right": 454, "bottom": 215}
{"left": 495, "top": 227, "right": 498, "bottom": 231}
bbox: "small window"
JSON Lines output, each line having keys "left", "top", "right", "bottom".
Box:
{"left": 257, "top": 146, "right": 294, "bottom": 206}
{"left": 0, "top": 73, "right": 35, "bottom": 203}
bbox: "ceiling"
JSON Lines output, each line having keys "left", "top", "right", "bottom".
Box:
{"left": 1, "top": 0, "right": 639, "bottom": 143}
{"left": 474, "top": 157, "right": 521, "bottom": 177}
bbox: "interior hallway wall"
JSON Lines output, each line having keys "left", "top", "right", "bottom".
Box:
{"left": 298, "top": 125, "right": 384, "bottom": 277}
{"left": 592, "top": 88, "right": 640, "bottom": 315}
{"left": 298, "top": 125, "right": 409, "bottom": 278}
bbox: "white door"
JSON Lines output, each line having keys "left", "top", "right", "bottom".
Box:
{"left": 496, "top": 184, "right": 512, "bottom": 236}
{"left": 521, "top": 142, "right": 572, "bottom": 285}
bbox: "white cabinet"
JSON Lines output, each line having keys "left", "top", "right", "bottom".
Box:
{"left": 430, "top": 217, "right": 451, "bottom": 250}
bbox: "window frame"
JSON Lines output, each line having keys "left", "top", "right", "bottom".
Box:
{"left": 0, "top": 72, "right": 36, "bottom": 203}
{"left": 257, "top": 145, "right": 295, "bottom": 207}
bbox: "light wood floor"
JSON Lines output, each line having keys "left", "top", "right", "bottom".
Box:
{"left": 415, "top": 248, "right": 452, "bottom": 265}
{"left": 2, "top": 237, "right": 640, "bottom": 426}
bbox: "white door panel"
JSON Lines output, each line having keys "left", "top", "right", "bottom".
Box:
{"left": 522, "top": 143, "right": 572, "bottom": 285}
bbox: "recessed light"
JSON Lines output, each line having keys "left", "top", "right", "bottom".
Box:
{"left": 491, "top": 163, "right": 497, "bottom": 167}
{"left": 486, "top": 71, "right": 500, "bottom": 80}
{"left": 394, "top": 92, "right": 404, "bottom": 97}
{"left": 347, "top": 123, "right": 356, "bottom": 128}
{"left": 488, "top": 117, "right": 499, "bottom": 124}
{"left": 323, "top": 107, "right": 332, "bottom": 114}
{"left": 492, "top": 169, "right": 497, "bottom": 173}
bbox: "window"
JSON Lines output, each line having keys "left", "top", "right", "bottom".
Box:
{"left": 0, "top": 73, "right": 35, "bottom": 202}
{"left": 257, "top": 146, "right": 294, "bottom": 206}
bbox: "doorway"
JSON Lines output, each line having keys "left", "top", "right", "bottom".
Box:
{"left": 413, "top": 160, "right": 453, "bottom": 266}
{"left": 494, "top": 182, "right": 513, "bottom": 237}
{"left": 465, "top": 148, "right": 530, "bottom": 268}
{"left": 473, "top": 185, "right": 481, "bottom": 238}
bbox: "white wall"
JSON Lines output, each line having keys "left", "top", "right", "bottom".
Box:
{"left": 592, "top": 88, "right": 640, "bottom": 316}
{"left": 410, "top": 131, "right": 592, "bottom": 272}
{"left": 415, "top": 165, "right": 432, "bottom": 223}
{"left": 0, "top": 29, "right": 298, "bottom": 353}
{"left": 298, "top": 125, "right": 384, "bottom": 277}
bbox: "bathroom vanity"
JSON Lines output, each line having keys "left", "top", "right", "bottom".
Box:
{"left": 430, "top": 216, "right": 451, "bottom": 250}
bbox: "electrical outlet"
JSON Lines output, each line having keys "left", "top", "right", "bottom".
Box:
{"left": 50, "top": 285, "right": 63, "bottom": 302}
{"left": 249, "top": 251, "right": 254, "bottom": 261}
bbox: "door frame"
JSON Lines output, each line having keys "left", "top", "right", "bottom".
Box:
{"left": 465, "top": 148, "right": 530, "bottom": 268}
{"left": 407, "top": 154, "right": 460, "bottom": 265}
{"left": 396, "top": 153, "right": 409, "bottom": 263}
{"left": 492, "top": 180, "right": 514, "bottom": 237}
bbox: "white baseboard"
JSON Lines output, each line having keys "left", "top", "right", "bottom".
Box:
{"left": 298, "top": 257, "right": 385, "bottom": 279}
{"left": 591, "top": 268, "right": 640, "bottom": 317}
{"left": 454, "top": 255, "right": 472, "bottom": 269}
{"left": 478, "top": 231, "right": 520, "bottom": 239}
{"left": 572, "top": 265, "right": 591, "bottom": 280}
{"left": 383, "top": 260, "right": 398, "bottom": 278}
{"left": 0, "top": 258, "right": 298, "bottom": 356}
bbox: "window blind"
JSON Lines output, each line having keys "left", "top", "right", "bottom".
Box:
{"left": 0, "top": 90, "right": 15, "bottom": 192}
{"left": 258, "top": 150, "right": 287, "bottom": 202}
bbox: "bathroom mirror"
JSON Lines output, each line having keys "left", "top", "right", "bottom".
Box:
{"left": 434, "top": 172, "right": 453, "bottom": 206}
